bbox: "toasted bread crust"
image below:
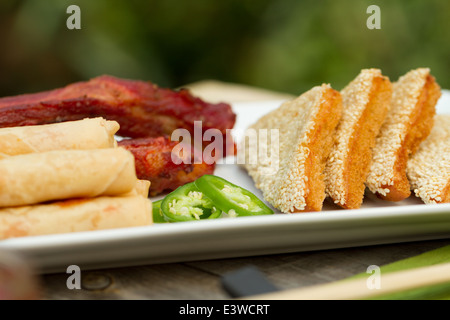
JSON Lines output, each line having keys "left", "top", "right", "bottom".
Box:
{"left": 441, "top": 182, "right": 450, "bottom": 203}
{"left": 366, "top": 69, "right": 441, "bottom": 201}
{"left": 325, "top": 69, "right": 392, "bottom": 209}
{"left": 379, "top": 74, "right": 441, "bottom": 201}
{"left": 242, "top": 84, "right": 342, "bottom": 213}
{"left": 407, "top": 115, "right": 450, "bottom": 204}
{"left": 303, "top": 88, "right": 342, "bottom": 211}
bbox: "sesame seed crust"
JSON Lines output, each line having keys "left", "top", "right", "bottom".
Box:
{"left": 366, "top": 68, "right": 441, "bottom": 200}
{"left": 324, "top": 69, "right": 392, "bottom": 208}
{"left": 407, "top": 115, "right": 450, "bottom": 204}
{"left": 241, "top": 84, "right": 342, "bottom": 213}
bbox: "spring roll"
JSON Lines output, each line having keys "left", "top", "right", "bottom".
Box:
{"left": 0, "top": 118, "right": 119, "bottom": 159}
{"left": 0, "top": 148, "right": 137, "bottom": 208}
{"left": 0, "top": 194, "right": 153, "bottom": 240}
{"left": 133, "top": 180, "right": 151, "bottom": 197}
{"left": 121, "top": 180, "right": 151, "bottom": 197}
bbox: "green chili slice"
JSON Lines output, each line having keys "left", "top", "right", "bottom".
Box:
{"left": 160, "top": 182, "right": 221, "bottom": 222}
{"left": 194, "top": 175, "right": 274, "bottom": 216}
{"left": 152, "top": 200, "right": 167, "bottom": 223}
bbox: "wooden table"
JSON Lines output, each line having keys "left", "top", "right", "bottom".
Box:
{"left": 39, "top": 81, "right": 450, "bottom": 300}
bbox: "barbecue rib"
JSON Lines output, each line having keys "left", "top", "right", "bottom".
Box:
{"left": 0, "top": 75, "right": 236, "bottom": 140}
{"left": 119, "top": 137, "right": 215, "bottom": 196}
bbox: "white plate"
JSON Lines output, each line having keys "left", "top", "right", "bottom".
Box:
{"left": 1, "top": 90, "right": 450, "bottom": 274}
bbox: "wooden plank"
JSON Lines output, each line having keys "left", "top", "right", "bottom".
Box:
{"left": 184, "top": 239, "right": 450, "bottom": 291}
{"left": 41, "top": 263, "right": 228, "bottom": 300}
{"left": 40, "top": 239, "right": 450, "bottom": 299}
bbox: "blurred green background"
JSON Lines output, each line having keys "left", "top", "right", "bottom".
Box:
{"left": 0, "top": 0, "right": 449, "bottom": 97}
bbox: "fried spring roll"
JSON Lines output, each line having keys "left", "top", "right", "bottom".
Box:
{"left": 0, "top": 148, "right": 137, "bottom": 208}
{"left": 0, "top": 118, "right": 119, "bottom": 159}
{"left": 132, "top": 180, "right": 152, "bottom": 197}
{"left": 0, "top": 194, "right": 153, "bottom": 240}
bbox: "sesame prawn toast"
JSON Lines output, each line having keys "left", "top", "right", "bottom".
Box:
{"left": 325, "top": 69, "right": 392, "bottom": 209}
{"left": 243, "top": 84, "right": 342, "bottom": 213}
{"left": 406, "top": 115, "right": 450, "bottom": 204}
{"left": 366, "top": 68, "right": 441, "bottom": 201}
